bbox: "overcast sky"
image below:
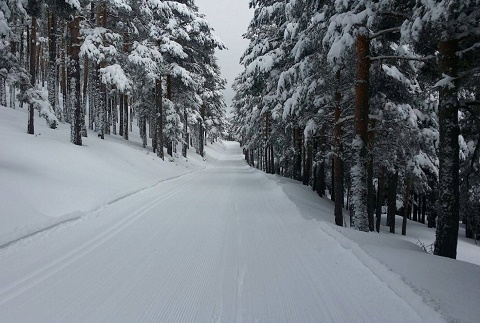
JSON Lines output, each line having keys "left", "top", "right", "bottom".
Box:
{"left": 195, "top": 0, "right": 253, "bottom": 115}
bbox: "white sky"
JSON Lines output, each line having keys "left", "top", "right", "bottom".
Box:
{"left": 195, "top": 0, "right": 253, "bottom": 115}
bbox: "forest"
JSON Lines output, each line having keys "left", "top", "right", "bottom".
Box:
{"left": 0, "top": 0, "right": 227, "bottom": 159}
{"left": 232, "top": 0, "right": 480, "bottom": 259}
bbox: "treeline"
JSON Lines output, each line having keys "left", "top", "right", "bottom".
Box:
{"left": 0, "top": 0, "right": 227, "bottom": 158}
{"left": 232, "top": 0, "right": 480, "bottom": 258}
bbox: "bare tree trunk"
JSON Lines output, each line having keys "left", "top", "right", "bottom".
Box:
{"left": 123, "top": 94, "right": 129, "bottom": 140}
{"left": 421, "top": 194, "right": 426, "bottom": 224}
{"left": 0, "top": 77, "right": 6, "bottom": 107}
{"left": 9, "top": 35, "right": 16, "bottom": 108}
{"left": 402, "top": 176, "right": 411, "bottom": 236}
{"left": 350, "top": 29, "right": 370, "bottom": 231}
{"left": 367, "top": 122, "right": 376, "bottom": 231}
{"left": 111, "top": 93, "right": 117, "bottom": 135}
{"left": 119, "top": 94, "right": 124, "bottom": 136}
{"left": 167, "top": 74, "right": 173, "bottom": 156}
{"left": 69, "top": 16, "right": 82, "bottom": 145}
{"left": 96, "top": 1, "right": 107, "bottom": 138}
{"left": 27, "top": 16, "right": 37, "bottom": 135}
{"left": 81, "top": 56, "right": 88, "bottom": 137}
{"left": 198, "top": 105, "right": 205, "bottom": 158}
{"left": 413, "top": 192, "right": 418, "bottom": 222}
{"left": 270, "top": 143, "right": 274, "bottom": 174}
{"left": 293, "top": 127, "right": 302, "bottom": 181}
{"left": 387, "top": 170, "right": 399, "bottom": 233}
{"left": 434, "top": 38, "right": 460, "bottom": 259}
{"left": 182, "top": 106, "right": 188, "bottom": 158}
{"left": 156, "top": 78, "right": 164, "bottom": 159}
{"left": 139, "top": 111, "right": 146, "bottom": 148}
{"left": 375, "top": 167, "right": 385, "bottom": 232}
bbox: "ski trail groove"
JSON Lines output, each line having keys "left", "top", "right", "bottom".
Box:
{"left": 0, "top": 143, "right": 446, "bottom": 322}
{"left": 0, "top": 171, "right": 208, "bottom": 307}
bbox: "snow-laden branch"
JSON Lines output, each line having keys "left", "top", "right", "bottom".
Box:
{"left": 369, "top": 54, "right": 436, "bottom": 62}
{"left": 369, "top": 27, "right": 401, "bottom": 40}
{"left": 457, "top": 42, "right": 480, "bottom": 57}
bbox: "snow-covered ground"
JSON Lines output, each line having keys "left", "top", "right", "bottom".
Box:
{"left": 1, "top": 106, "right": 479, "bottom": 322}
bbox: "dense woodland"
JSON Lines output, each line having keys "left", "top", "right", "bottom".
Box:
{"left": 1, "top": 0, "right": 479, "bottom": 261}
{"left": 232, "top": 0, "right": 480, "bottom": 259}
{"left": 0, "top": 0, "right": 227, "bottom": 159}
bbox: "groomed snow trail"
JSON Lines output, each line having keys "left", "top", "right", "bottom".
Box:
{"left": 0, "top": 142, "right": 442, "bottom": 322}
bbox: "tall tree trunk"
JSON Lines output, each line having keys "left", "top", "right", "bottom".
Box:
{"left": 421, "top": 194, "right": 426, "bottom": 224}
{"left": 334, "top": 69, "right": 344, "bottom": 226}
{"left": 375, "top": 166, "right": 385, "bottom": 232}
{"left": 60, "top": 21, "right": 67, "bottom": 122}
{"left": 87, "top": 2, "right": 95, "bottom": 130}
{"left": 9, "top": 34, "right": 16, "bottom": 108}
{"left": 182, "top": 106, "right": 188, "bottom": 158}
{"left": 140, "top": 111, "right": 147, "bottom": 148}
{"left": 119, "top": 94, "right": 124, "bottom": 136}
{"left": 331, "top": 158, "right": 335, "bottom": 201}
{"left": 167, "top": 74, "right": 173, "bottom": 156}
{"left": 123, "top": 95, "right": 129, "bottom": 140}
{"left": 402, "top": 176, "right": 411, "bottom": 236}
{"left": 0, "top": 76, "right": 6, "bottom": 107}
{"left": 69, "top": 16, "right": 82, "bottom": 145}
{"left": 88, "top": 59, "right": 95, "bottom": 130}
{"left": 334, "top": 158, "right": 344, "bottom": 227}
{"left": 39, "top": 42, "right": 44, "bottom": 87}
{"left": 294, "top": 127, "right": 302, "bottom": 180}
{"left": 413, "top": 192, "right": 418, "bottom": 222}
{"left": 81, "top": 56, "right": 88, "bottom": 137}
{"left": 350, "top": 29, "right": 370, "bottom": 231}
{"left": 96, "top": 1, "right": 107, "bottom": 138}
{"left": 367, "top": 121, "right": 376, "bottom": 231}
{"left": 304, "top": 139, "right": 312, "bottom": 185}
{"left": 123, "top": 33, "right": 130, "bottom": 141}
{"left": 434, "top": 38, "right": 460, "bottom": 259}
{"left": 387, "top": 171, "right": 399, "bottom": 233}
{"left": 156, "top": 78, "right": 164, "bottom": 159}
{"left": 270, "top": 143, "right": 274, "bottom": 174}
{"left": 65, "top": 20, "right": 74, "bottom": 124}
{"left": 111, "top": 93, "right": 117, "bottom": 135}
{"left": 199, "top": 105, "right": 205, "bottom": 157}
{"left": 27, "top": 16, "right": 37, "bottom": 135}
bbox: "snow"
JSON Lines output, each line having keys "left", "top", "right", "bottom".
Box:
{"left": 100, "top": 64, "right": 132, "bottom": 93}
{"left": 64, "top": 0, "right": 81, "bottom": 10}
{"left": 1, "top": 106, "right": 480, "bottom": 322}
{"left": 0, "top": 106, "right": 207, "bottom": 245}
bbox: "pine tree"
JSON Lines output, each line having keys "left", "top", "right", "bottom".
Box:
{"left": 402, "top": 0, "right": 480, "bottom": 258}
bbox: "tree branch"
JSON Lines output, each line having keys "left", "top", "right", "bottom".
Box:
{"left": 460, "top": 100, "right": 480, "bottom": 107}
{"left": 369, "top": 54, "right": 436, "bottom": 62}
{"left": 457, "top": 42, "right": 480, "bottom": 57}
{"left": 377, "top": 11, "right": 412, "bottom": 19}
{"left": 369, "top": 27, "right": 401, "bottom": 40}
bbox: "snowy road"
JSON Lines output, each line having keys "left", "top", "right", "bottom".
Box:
{"left": 0, "top": 142, "right": 442, "bottom": 322}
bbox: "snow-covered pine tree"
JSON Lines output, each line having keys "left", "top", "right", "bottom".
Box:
{"left": 235, "top": 0, "right": 290, "bottom": 174}
{"left": 401, "top": 0, "right": 480, "bottom": 258}
{"left": 1, "top": 0, "right": 58, "bottom": 133}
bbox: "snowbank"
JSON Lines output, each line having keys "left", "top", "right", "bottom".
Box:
{"left": 0, "top": 106, "right": 220, "bottom": 247}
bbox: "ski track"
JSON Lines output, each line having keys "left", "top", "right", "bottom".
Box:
{"left": 0, "top": 143, "right": 444, "bottom": 322}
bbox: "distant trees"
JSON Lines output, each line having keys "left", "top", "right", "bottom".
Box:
{"left": 0, "top": 0, "right": 226, "bottom": 155}
{"left": 233, "top": 0, "right": 480, "bottom": 258}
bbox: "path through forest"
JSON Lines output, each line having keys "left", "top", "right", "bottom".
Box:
{"left": 0, "top": 142, "right": 443, "bottom": 322}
